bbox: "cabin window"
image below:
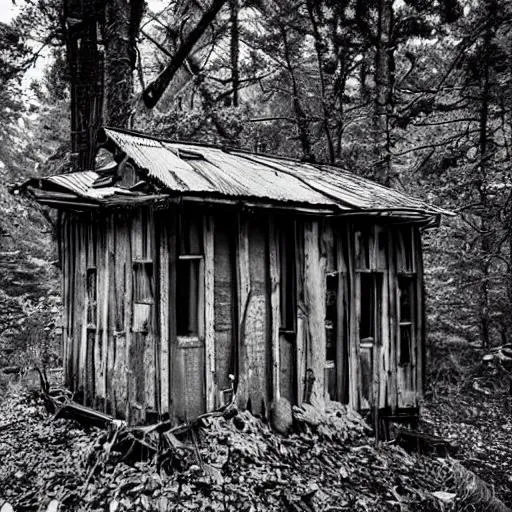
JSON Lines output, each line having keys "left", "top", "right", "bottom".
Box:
{"left": 355, "top": 226, "right": 373, "bottom": 270}
{"left": 86, "top": 267, "right": 97, "bottom": 327}
{"left": 279, "top": 221, "right": 296, "bottom": 332}
{"left": 358, "top": 272, "right": 382, "bottom": 404}
{"left": 325, "top": 272, "right": 338, "bottom": 400}
{"left": 131, "top": 208, "right": 155, "bottom": 334}
{"left": 133, "top": 261, "right": 154, "bottom": 304}
{"left": 177, "top": 213, "right": 204, "bottom": 338}
{"left": 398, "top": 275, "right": 415, "bottom": 366}
{"left": 396, "top": 227, "right": 415, "bottom": 273}
{"left": 360, "top": 273, "right": 382, "bottom": 343}
{"left": 325, "top": 273, "right": 337, "bottom": 361}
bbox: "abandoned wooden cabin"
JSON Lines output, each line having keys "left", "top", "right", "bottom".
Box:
{"left": 21, "top": 127, "right": 447, "bottom": 424}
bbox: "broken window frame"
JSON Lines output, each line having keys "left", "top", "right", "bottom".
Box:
{"left": 132, "top": 208, "right": 155, "bottom": 334}
{"left": 398, "top": 273, "right": 416, "bottom": 367}
{"left": 133, "top": 260, "right": 155, "bottom": 305}
{"left": 357, "top": 271, "right": 383, "bottom": 404}
{"left": 176, "top": 212, "right": 205, "bottom": 342}
{"left": 86, "top": 266, "right": 97, "bottom": 328}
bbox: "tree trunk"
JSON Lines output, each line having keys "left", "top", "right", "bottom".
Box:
{"left": 373, "top": 0, "right": 394, "bottom": 185}
{"left": 102, "top": 0, "right": 144, "bottom": 128}
{"left": 64, "top": 0, "right": 103, "bottom": 170}
{"left": 305, "top": 0, "right": 334, "bottom": 164}
{"left": 230, "top": 0, "right": 240, "bottom": 107}
{"left": 280, "top": 26, "right": 313, "bottom": 162}
{"left": 477, "top": 0, "right": 495, "bottom": 349}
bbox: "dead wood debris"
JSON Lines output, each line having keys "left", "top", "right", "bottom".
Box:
{"left": 0, "top": 382, "right": 510, "bottom": 511}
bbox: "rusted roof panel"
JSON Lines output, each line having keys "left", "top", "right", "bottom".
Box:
{"left": 47, "top": 171, "right": 120, "bottom": 199}
{"left": 21, "top": 128, "right": 450, "bottom": 218}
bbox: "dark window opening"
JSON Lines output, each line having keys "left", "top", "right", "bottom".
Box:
{"left": 325, "top": 273, "right": 338, "bottom": 361}
{"left": 397, "top": 228, "right": 414, "bottom": 272}
{"left": 133, "top": 261, "right": 154, "bottom": 304}
{"left": 356, "top": 226, "right": 373, "bottom": 270}
{"left": 398, "top": 276, "right": 413, "bottom": 322}
{"left": 177, "top": 212, "right": 204, "bottom": 338}
{"left": 359, "top": 273, "right": 375, "bottom": 341}
{"left": 398, "top": 275, "right": 415, "bottom": 366}
{"left": 179, "top": 213, "right": 203, "bottom": 255}
{"left": 86, "top": 267, "right": 97, "bottom": 327}
{"left": 279, "top": 222, "right": 296, "bottom": 331}
{"left": 399, "top": 324, "right": 412, "bottom": 365}
{"left": 177, "top": 257, "right": 202, "bottom": 336}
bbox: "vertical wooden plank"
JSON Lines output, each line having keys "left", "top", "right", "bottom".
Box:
{"left": 78, "top": 219, "right": 88, "bottom": 401}
{"left": 415, "top": 227, "right": 424, "bottom": 401}
{"left": 159, "top": 214, "right": 170, "bottom": 416}
{"left": 113, "top": 212, "right": 129, "bottom": 418}
{"left": 347, "top": 223, "right": 360, "bottom": 410}
{"left": 268, "top": 217, "right": 280, "bottom": 402}
{"left": 235, "top": 212, "right": 251, "bottom": 410}
{"left": 100, "top": 216, "right": 111, "bottom": 411}
{"left": 168, "top": 208, "right": 178, "bottom": 422}
{"left": 295, "top": 220, "right": 306, "bottom": 406}
{"left": 85, "top": 218, "right": 96, "bottom": 405}
{"left": 388, "top": 228, "right": 398, "bottom": 412}
{"left": 379, "top": 226, "right": 390, "bottom": 409}
{"left": 94, "top": 216, "right": 106, "bottom": 405}
{"left": 214, "top": 215, "right": 236, "bottom": 407}
{"left": 303, "top": 220, "right": 326, "bottom": 408}
{"left": 336, "top": 221, "right": 348, "bottom": 404}
{"left": 61, "top": 214, "right": 70, "bottom": 386}
{"left": 204, "top": 215, "right": 215, "bottom": 411}
{"left": 106, "top": 215, "right": 116, "bottom": 414}
{"left": 144, "top": 210, "right": 156, "bottom": 416}
{"left": 246, "top": 216, "right": 270, "bottom": 416}
{"left": 124, "top": 212, "right": 134, "bottom": 422}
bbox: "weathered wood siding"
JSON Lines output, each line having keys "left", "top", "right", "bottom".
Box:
{"left": 61, "top": 206, "right": 425, "bottom": 424}
{"left": 61, "top": 208, "right": 158, "bottom": 422}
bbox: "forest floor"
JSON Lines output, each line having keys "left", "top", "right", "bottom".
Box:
{"left": 0, "top": 339, "right": 511, "bottom": 512}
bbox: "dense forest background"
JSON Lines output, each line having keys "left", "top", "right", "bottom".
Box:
{"left": 2, "top": 0, "right": 512, "bottom": 368}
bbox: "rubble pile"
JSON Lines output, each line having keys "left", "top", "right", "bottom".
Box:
{"left": 0, "top": 385, "right": 510, "bottom": 512}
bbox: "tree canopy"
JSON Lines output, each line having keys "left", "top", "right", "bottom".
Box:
{"left": 2, "top": 0, "right": 512, "bottom": 348}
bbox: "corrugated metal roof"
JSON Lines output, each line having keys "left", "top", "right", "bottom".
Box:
{"left": 48, "top": 171, "right": 120, "bottom": 199}
{"left": 104, "top": 129, "right": 338, "bottom": 207}
{"left": 22, "top": 128, "right": 450, "bottom": 218}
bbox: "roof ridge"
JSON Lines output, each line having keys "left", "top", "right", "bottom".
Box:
{"left": 102, "top": 126, "right": 317, "bottom": 165}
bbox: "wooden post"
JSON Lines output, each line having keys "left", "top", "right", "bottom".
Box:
{"left": 235, "top": 213, "right": 251, "bottom": 410}
{"left": 204, "top": 215, "right": 216, "bottom": 411}
{"left": 303, "top": 220, "right": 326, "bottom": 409}
{"left": 159, "top": 215, "right": 170, "bottom": 416}
{"left": 268, "top": 218, "right": 281, "bottom": 402}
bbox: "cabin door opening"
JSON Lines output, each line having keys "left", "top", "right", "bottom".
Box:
{"left": 171, "top": 212, "right": 206, "bottom": 421}
{"left": 358, "top": 272, "right": 383, "bottom": 409}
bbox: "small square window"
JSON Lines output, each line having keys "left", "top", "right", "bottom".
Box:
{"left": 325, "top": 273, "right": 338, "bottom": 362}
{"left": 177, "top": 257, "right": 202, "bottom": 337}
{"left": 398, "top": 275, "right": 415, "bottom": 366}
{"left": 399, "top": 324, "right": 412, "bottom": 365}
{"left": 133, "top": 261, "right": 154, "bottom": 304}
{"left": 86, "top": 267, "right": 97, "bottom": 327}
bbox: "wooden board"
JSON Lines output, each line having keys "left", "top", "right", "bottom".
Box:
{"left": 236, "top": 213, "right": 251, "bottom": 410}
{"left": 158, "top": 213, "right": 170, "bottom": 416}
{"left": 295, "top": 220, "right": 306, "bottom": 405}
{"left": 214, "top": 215, "right": 236, "bottom": 407}
{"left": 236, "top": 214, "right": 270, "bottom": 416}
{"left": 204, "top": 215, "right": 215, "bottom": 410}
{"left": 268, "top": 218, "right": 280, "bottom": 402}
{"left": 303, "top": 220, "right": 326, "bottom": 408}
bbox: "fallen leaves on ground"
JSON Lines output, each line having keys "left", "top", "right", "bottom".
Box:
{"left": 0, "top": 383, "right": 510, "bottom": 512}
